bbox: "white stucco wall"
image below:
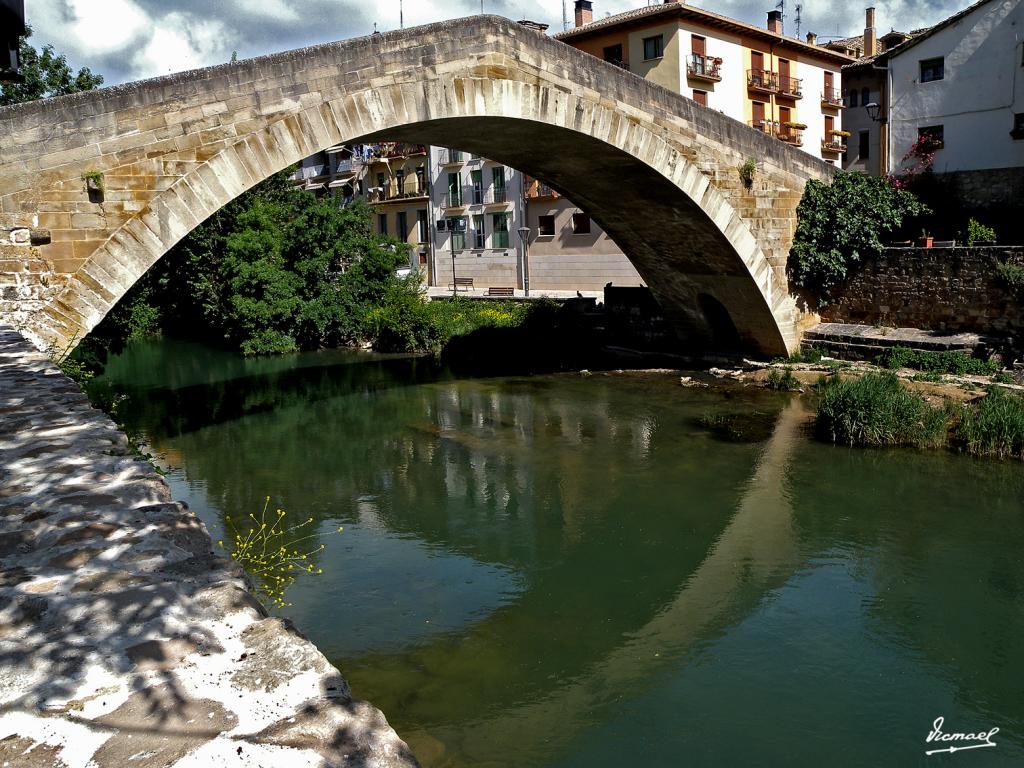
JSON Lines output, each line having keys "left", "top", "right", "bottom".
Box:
{"left": 889, "top": 0, "right": 1024, "bottom": 173}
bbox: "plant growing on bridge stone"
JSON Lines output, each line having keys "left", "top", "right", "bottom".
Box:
{"left": 81, "top": 170, "right": 105, "bottom": 193}
{"left": 220, "top": 497, "right": 340, "bottom": 609}
{"left": 738, "top": 158, "right": 757, "bottom": 188}
{"left": 788, "top": 170, "right": 928, "bottom": 303}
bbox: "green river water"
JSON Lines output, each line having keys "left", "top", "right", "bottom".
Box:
{"left": 94, "top": 338, "right": 1024, "bottom": 767}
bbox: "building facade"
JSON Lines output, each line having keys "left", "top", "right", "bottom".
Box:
{"left": 556, "top": 0, "right": 853, "bottom": 163}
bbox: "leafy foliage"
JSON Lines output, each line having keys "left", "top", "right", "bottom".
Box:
{"left": 1, "top": 25, "right": 104, "bottom": 106}
{"left": 876, "top": 346, "right": 999, "bottom": 376}
{"left": 788, "top": 171, "right": 928, "bottom": 301}
{"left": 995, "top": 261, "right": 1024, "bottom": 298}
{"left": 962, "top": 218, "right": 996, "bottom": 246}
{"left": 815, "top": 371, "right": 949, "bottom": 448}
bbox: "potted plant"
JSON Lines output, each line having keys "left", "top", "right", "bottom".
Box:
{"left": 782, "top": 121, "right": 808, "bottom": 130}
{"left": 828, "top": 129, "right": 852, "bottom": 138}
{"left": 916, "top": 229, "right": 933, "bottom": 248}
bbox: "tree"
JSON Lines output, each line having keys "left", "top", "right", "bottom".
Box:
{"left": 0, "top": 25, "right": 103, "bottom": 106}
{"left": 788, "top": 171, "right": 928, "bottom": 303}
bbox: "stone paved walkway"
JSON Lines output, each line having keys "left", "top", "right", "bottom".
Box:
{"left": 0, "top": 326, "right": 418, "bottom": 768}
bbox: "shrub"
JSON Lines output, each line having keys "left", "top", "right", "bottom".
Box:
{"left": 789, "top": 171, "right": 928, "bottom": 301}
{"left": 815, "top": 371, "right": 949, "bottom": 448}
{"left": 955, "top": 388, "right": 1024, "bottom": 459}
{"left": 774, "top": 346, "right": 825, "bottom": 364}
{"left": 963, "top": 217, "right": 996, "bottom": 245}
{"left": 995, "top": 261, "right": 1024, "bottom": 298}
{"left": 876, "top": 346, "right": 999, "bottom": 376}
{"left": 738, "top": 158, "right": 757, "bottom": 187}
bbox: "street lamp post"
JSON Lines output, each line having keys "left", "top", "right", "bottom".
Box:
{"left": 517, "top": 226, "right": 531, "bottom": 297}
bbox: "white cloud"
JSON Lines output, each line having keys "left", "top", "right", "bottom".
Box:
{"left": 132, "top": 13, "right": 235, "bottom": 77}
{"left": 66, "top": 0, "right": 150, "bottom": 55}
{"left": 233, "top": 0, "right": 300, "bottom": 23}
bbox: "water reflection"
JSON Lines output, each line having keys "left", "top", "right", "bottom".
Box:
{"left": 95, "top": 339, "right": 1024, "bottom": 768}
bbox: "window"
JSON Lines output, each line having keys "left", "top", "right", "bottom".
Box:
{"left": 416, "top": 209, "right": 428, "bottom": 243}
{"left": 918, "top": 124, "right": 944, "bottom": 148}
{"left": 447, "top": 172, "right": 461, "bottom": 206}
{"left": 396, "top": 211, "right": 408, "bottom": 241}
{"left": 1012, "top": 113, "right": 1024, "bottom": 139}
{"left": 861, "top": 87, "right": 870, "bottom": 105}
{"left": 491, "top": 166, "right": 506, "bottom": 202}
{"left": 692, "top": 90, "right": 707, "bottom": 106}
{"left": 571, "top": 213, "right": 591, "bottom": 234}
{"left": 472, "top": 215, "right": 485, "bottom": 248}
{"left": 538, "top": 215, "right": 556, "bottom": 236}
{"left": 471, "top": 169, "right": 483, "bottom": 204}
{"left": 493, "top": 213, "right": 509, "bottom": 248}
{"left": 859, "top": 131, "right": 870, "bottom": 159}
{"left": 692, "top": 35, "right": 706, "bottom": 56}
{"left": 603, "top": 43, "right": 623, "bottom": 65}
{"left": 643, "top": 35, "right": 663, "bottom": 61}
{"left": 395, "top": 169, "right": 405, "bottom": 196}
{"left": 449, "top": 218, "right": 465, "bottom": 251}
{"left": 415, "top": 167, "right": 426, "bottom": 194}
{"left": 920, "top": 57, "right": 944, "bottom": 82}
{"left": 377, "top": 172, "right": 388, "bottom": 199}
{"left": 849, "top": 89, "right": 858, "bottom": 107}
{"left": 378, "top": 213, "right": 388, "bottom": 236}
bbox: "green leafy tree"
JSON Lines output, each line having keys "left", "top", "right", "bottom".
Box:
{"left": 788, "top": 171, "right": 928, "bottom": 302}
{"left": 1, "top": 25, "right": 104, "bottom": 106}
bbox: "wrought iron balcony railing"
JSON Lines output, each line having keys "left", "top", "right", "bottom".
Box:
{"left": 778, "top": 75, "right": 803, "bottom": 99}
{"left": 687, "top": 54, "right": 722, "bottom": 82}
{"left": 747, "top": 69, "right": 778, "bottom": 92}
{"left": 821, "top": 88, "right": 843, "bottom": 107}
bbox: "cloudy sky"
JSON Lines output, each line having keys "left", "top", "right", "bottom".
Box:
{"left": 26, "top": 0, "right": 965, "bottom": 86}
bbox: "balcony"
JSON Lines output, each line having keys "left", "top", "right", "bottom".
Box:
{"left": 747, "top": 69, "right": 778, "bottom": 93}
{"left": 438, "top": 149, "right": 466, "bottom": 166}
{"left": 443, "top": 191, "right": 466, "bottom": 209}
{"left": 821, "top": 88, "right": 843, "bottom": 108}
{"left": 372, "top": 179, "right": 429, "bottom": 203}
{"left": 369, "top": 142, "right": 428, "bottom": 160}
{"left": 749, "top": 119, "right": 775, "bottom": 136}
{"left": 778, "top": 75, "right": 803, "bottom": 99}
{"left": 605, "top": 58, "right": 630, "bottom": 72}
{"left": 821, "top": 138, "right": 847, "bottom": 154}
{"left": 484, "top": 187, "right": 510, "bottom": 205}
{"left": 777, "top": 127, "right": 804, "bottom": 146}
{"left": 687, "top": 54, "right": 722, "bottom": 82}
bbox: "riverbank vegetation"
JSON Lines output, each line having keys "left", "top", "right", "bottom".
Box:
{"left": 78, "top": 171, "right": 546, "bottom": 364}
{"left": 814, "top": 371, "right": 1024, "bottom": 459}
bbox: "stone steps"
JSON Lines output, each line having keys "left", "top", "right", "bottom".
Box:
{"left": 802, "top": 322, "right": 995, "bottom": 361}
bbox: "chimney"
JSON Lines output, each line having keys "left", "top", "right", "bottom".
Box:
{"left": 864, "top": 7, "right": 877, "bottom": 57}
{"left": 767, "top": 10, "right": 783, "bottom": 34}
{"left": 574, "top": 0, "right": 593, "bottom": 28}
{"left": 806, "top": 31, "right": 817, "bottom": 45}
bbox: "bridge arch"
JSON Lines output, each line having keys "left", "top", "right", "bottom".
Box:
{"left": 0, "top": 16, "right": 831, "bottom": 356}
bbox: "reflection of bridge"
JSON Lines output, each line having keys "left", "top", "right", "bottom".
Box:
{"left": 353, "top": 399, "right": 811, "bottom": 764}
{"left": 0, "top": 16, "right": 831, "bottom": 357}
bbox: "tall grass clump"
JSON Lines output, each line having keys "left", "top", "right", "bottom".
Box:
{"left": 816, "top": 371, "right": 949, "bottom": 448}
{"left": 955, "top": 387, "right": 1024, "bottom": 459}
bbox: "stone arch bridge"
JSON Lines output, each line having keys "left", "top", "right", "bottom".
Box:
{"left": 0, "top": 16, "right": 829, "bottom": 357}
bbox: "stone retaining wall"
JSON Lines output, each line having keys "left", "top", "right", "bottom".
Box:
{"left": 0, "top": 325, "right": 418, "bottom": 768}
{"left": 821, "top": 246, "right": 1024, "bottom": 340}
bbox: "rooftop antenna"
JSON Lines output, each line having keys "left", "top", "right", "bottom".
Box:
{"left": 399, "top": 0, "right": 403, "bottom": 29}
{"left": 562, "top": 0, "right": 568, "bottom": 31}
{"left": 775, "top": 0, "right": 785, "bottom": 35}
{"left": 794, "top": 4, "right": 802, "bottom": 39}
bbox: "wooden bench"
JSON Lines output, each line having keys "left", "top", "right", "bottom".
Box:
{"left": 486, "top": 286, "right": 515, "bottom": 297}
{"left": 448, "top": 277, "right": 474, "bottom": 291}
